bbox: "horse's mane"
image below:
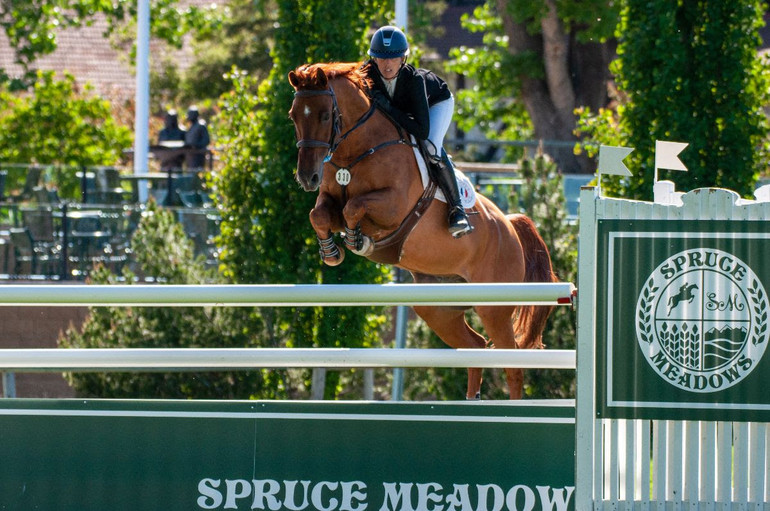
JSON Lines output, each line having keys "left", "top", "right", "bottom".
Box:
{"left": 291, "top": 62, "right": 372, "bottom": 91}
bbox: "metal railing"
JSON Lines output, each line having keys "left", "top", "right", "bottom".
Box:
{"left": 0, "top": 283, "right": 576, "bottom": 398}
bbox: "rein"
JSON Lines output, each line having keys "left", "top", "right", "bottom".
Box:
{"left": 294, "top": 87, "right": 381, "bottom": 162}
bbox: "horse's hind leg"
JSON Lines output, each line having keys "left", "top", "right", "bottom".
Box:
{"left": 412, "top": 305, "right": 487, "bottom": 399}
{"left": 474, "top": 305, "right": 523, "bottom": 399}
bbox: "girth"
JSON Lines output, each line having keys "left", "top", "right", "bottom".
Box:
{"left": 366, "top": 180, "right": 437, "bottom": 265}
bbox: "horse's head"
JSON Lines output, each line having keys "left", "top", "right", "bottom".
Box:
{"left": 288, "top": 65, "right": 339, "bottom": 192}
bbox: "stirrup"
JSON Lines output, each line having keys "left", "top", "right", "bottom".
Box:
{"left": 448, "top": 208, "right": 473, "bottom": 238}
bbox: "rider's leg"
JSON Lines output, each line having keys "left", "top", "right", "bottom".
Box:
{"left": 428, "top": 149, "right": 473, "bottom": 238}
{"left": 427, "top": 95, "right": 473, "bottom": 238}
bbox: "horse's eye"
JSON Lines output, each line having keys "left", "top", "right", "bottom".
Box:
{"left": 321, "top": 111, "right": 331, "bottom": 122}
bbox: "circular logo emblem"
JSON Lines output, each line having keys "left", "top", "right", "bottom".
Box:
{"left": 455, "top": 171, "right": 477, "bottom": 210}
{"left": 335, "top": 168, "right": 351, "bottom": 186}
{"left": 636, "top": 248, "right": 768, "bottom": 393}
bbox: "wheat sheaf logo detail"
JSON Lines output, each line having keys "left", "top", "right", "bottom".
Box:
{"left": 636, "top": 248, "right": 768, "bottom": 393}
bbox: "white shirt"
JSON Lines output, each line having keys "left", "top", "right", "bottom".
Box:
{"left": 384, "top": 77, "right": 398, "bottom": 98}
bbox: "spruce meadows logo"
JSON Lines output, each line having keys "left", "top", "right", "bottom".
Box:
{"left": 636, "top": 248, "right": 769, "bottom": 392}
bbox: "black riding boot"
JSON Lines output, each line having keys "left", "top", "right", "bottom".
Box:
{"left": 429, "top": 150, "right": 473, "bottom": 238}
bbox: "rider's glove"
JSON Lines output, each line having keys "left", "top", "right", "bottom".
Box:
{"left": 370, "top": 90, "right": 392, "bottom": 112}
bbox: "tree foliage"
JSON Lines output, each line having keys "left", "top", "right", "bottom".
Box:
{"left": 577, "top": 1, "right": 770, "bottom": 199}
{"left": 0, "top": 0, "right": 222, "bottom": 90}
{"left": 447, "top": 0, "right": 619, "bottom": 172}
{"left": 0, "top": 70, "right": 131, "bottom": 198}
{"left": 150, "top": 0, "right": 277, "bottom": 109}
{"left": 59, "top": 201, "right": 276, "bottom": 399}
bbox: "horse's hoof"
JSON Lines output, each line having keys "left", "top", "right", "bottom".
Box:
{"left": 322, "top": 249, "right": 345, "bottom": 266}
{"left": 352, "top": 236, "right": 374, "bottom": 256}
{"left": 466, "top": 392, "right": 481, "bottom": 401}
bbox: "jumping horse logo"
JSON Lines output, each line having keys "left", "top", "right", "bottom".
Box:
{"left": 667, "top": 283, "right": 698, "bottom": 315}
{"left": 636, "top": 248, "right": 769, "bottom": 393}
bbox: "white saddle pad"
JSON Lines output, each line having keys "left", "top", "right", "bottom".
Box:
{"left": 411, "top": 138, "right": 477, "bottom": 210}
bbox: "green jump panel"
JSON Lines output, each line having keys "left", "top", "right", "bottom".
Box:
{"left": 0, "top": 399, "right": 575, "bottom": 511}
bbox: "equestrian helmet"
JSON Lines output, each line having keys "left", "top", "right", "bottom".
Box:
{"left": 368, "top": 26, "right": 409, "bottom": 59}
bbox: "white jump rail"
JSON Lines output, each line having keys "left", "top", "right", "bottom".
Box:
{"left": 0, "top": 282, "right": 576, "bottom": 307}
{"left": 0, "top": 282, "right": 576, "bottom": 372}
{"left": 0, "top": 348, "right": 576, "bottom": 372}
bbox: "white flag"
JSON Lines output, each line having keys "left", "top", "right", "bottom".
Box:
{"left": 597, "top": 145, "right": 634, "bottom": 177}
{"left": 655, "top": 140, "right": 688, "bottom": 172}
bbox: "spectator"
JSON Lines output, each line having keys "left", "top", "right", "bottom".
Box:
{"left": 157, "top": 109, "right": 186, "bottom": 171}
{"left": 184, "top": 106, "right": 211, "bottom": 170}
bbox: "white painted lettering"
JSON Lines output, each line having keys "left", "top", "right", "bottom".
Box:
{"left": 196, "top": 478, "right": 577, "bottom": 511}
{"left": 505, "top": 485, "right": 535, "bottom": 511}
{"left": 476, "top": 484, "right": 504, "bottom": 511}
{"left": 311, "top": 481, "right": 339, "bottom": 511}
{"left": 416, "top": 482, "right": 443, "bottom": 511}
{"left": 284, "top": 480, "right": 312, "bottom": 510}
{"left": 445, "top": 484, "right": 473, "bottom": 511}
{"left": 536, "top": 486, "right": 574, "bottom": 511}
{"left": 380, "top": 483, "right": 414, "bottom": 511}
{"left": 251, "top": 479, "right": 282, "bottom": 510}
{"left": 224, "top": 479, "right": 251, "bottom": 509}
{"left": 339, "top": 481, "right": 368, "bottom": 511}
{"left": 197, "top": 478, "right": 223, "bottom": 509}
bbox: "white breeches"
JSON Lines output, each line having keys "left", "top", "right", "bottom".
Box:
{"left": 426, "top": 94, "right": 454, "bottom": 158}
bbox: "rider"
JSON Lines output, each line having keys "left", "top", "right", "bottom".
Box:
{"left": 363, "top": 25, "right": 473, "bottom": 238}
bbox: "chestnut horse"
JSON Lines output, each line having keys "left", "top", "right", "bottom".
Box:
{"left": 288, "top": 62, "right": 557, "bottom": 399}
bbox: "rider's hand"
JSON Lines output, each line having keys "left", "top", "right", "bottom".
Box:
{"left": 370, "top": 90, "right": 391, "bottom": 112}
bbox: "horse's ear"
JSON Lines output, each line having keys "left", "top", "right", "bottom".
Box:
{"left": 288, "top": 70, "right": 300, "bottom": 90}
{"left": 313, "top": 67, "right": 328, "bottom": 88}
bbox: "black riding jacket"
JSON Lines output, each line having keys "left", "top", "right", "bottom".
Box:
{"left": 365, "top": 61, "right": 451, "bottom": 141}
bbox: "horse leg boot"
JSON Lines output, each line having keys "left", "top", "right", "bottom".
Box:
{"left": 429, "top": 150, "right": 473, "bottom": 238}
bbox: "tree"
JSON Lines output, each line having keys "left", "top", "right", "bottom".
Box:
{"left": 585, "top": 1, "right": 770, "bottom": 199}
{"left": 0, "top": 0, "right": 222, "bottom": 90}
{"left": 0, "top": 70, "right": 132, "bottom": 198}
{"left": 213, "top": 0, "right": 391, "bottom": 399}
{"left": 447, "top": 0, "right": 619, "bottom": 173}
{"left": 59, "top": 201, "right": 276, "bottom": 399}
{"left": 176, "top": 0, "right": 277, "bottom": 104}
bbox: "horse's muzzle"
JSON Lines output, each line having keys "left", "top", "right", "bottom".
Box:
{"left": 296, "top": 165, "right": 323, "bottom": 192}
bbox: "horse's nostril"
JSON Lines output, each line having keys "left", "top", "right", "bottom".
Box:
{"left": 310, "top": 173, "right": 320, "bottom": 188}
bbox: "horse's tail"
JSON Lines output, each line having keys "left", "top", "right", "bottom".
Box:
{"left": 508, "top": 214, "right": 558, "bottom": 350}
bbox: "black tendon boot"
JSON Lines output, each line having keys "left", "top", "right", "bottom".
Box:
{"left": 429, "top": 150, "right": 473, "bottom": 238}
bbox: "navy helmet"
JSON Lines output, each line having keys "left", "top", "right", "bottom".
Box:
{"left": 368, "top": 26, "right": 409, "bottom": 59}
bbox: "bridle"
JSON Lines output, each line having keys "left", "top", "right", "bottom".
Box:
{"left": 293, "top": 89, "right": 341, "bottom": 156}
{"left": 293, "top": 86, "right": 377, "bottom": 163}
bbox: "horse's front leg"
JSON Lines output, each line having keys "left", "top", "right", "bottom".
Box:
{"left": 309, "top": 192, "right": 345, "bottom": 266}
{"left": 341, "top": 190, "right": 400, "bottom": 256}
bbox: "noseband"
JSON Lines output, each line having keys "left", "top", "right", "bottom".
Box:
{"left": 293, "top": 87, "right": 377, "bottom": 162}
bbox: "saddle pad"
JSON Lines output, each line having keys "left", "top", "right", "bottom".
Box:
{"left": 411, "top": 136, "right": 477, "bottom": 210}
